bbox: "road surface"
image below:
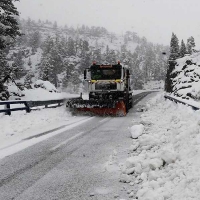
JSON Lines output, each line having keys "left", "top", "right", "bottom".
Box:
{"left": 0, "top": 92, "right": 153, "bottom": 200}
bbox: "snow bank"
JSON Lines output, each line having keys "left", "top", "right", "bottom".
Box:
{"left": 121, "top": 93, "right": 200, "bottom": 199}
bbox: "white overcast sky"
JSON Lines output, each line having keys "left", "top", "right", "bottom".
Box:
{"left": 15, "top": 0, "right": 200, "bottom": 47}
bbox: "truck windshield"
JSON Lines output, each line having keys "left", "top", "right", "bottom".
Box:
{"left": 91, "top": 68, "right": 121, "bottom": 80}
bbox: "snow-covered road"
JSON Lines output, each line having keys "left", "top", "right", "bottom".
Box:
{"left": 2, "top": 91, "right": 199, "bottom": 200}
{"left": 0, "top": 92, "right": 152, "bottom": 200}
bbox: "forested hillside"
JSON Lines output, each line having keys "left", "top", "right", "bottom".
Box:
{"left": 1, "top": 18, "right": 169, "bottom": 98}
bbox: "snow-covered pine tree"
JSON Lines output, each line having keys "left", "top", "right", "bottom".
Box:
{"left": 169, "top": 33, "right": 179, "bottom": 60}
{"left": 0, "top": 0, "right": 21, "bottom": 50}
{"left": 187, "top": 36, "right": 195, "bottom": 54}
{"left": 0, "top": 0, "right": 21, "bottom": 95}
{"left": 24, "top": 71, "right": 34, "bottom": 89}
{"left": 40, "top": 57, "right": 54, "bottom": 82}
{"left": 179, "top": 40, "right": 187, "bottom": 58}
{"left": 165, "top": 33, "right": 179, "bottom": 92}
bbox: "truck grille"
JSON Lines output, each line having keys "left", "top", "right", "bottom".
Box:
{"left": 95, "top": 82, "right": 117, "bottom": 90}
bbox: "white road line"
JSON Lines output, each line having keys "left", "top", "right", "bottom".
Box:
{"left": 50, "top": 131, "right": 85, "bottom": 151}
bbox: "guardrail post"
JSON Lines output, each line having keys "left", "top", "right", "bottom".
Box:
{"left": 45, "top": 104, "right": 48, "bottom": 108}
{"left": 5, "top": 103, "right": 11, "bottom": 116}
{"left": 24, "top": 102, "right": 31, "bottom": 113}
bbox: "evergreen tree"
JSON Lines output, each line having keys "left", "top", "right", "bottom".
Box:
{"left": 169, "top": 33, "right": 179, "bottom": 60}
{"left": 0, "top": 0, "right": 21, "bottom": 50}
{"left": 165, "top": 33, "right": 179, "bottom": 92}
{"left": 40, "top": 57, "right": 54, "bottom": 82}
{"left": 165, "top": 60, "right": 177, "bottom": 92}
{"left": 24, "top": 71, "right": 34, "bottom": 89}
{"left": 179, "top": 40, "right": 187, "bottom": 58}
{"left": 187, "top": 36, "right": 195, "bottom": 54}
{"left": 0, "top": 0, "right": 21, "bottom": 92}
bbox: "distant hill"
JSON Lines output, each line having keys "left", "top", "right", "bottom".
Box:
{"left": 4, "top": 18, "right": 169, "bottom": 96}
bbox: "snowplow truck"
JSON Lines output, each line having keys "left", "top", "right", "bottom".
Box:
{"left": 66, "top": 61, "right": 133, "bottom": 116}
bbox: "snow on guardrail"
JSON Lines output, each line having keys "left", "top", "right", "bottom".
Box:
{"left": 164, "top": 94, "right": 200, "bottom": 110}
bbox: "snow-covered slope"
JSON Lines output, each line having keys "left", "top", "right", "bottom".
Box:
{"left": 172, "top": 52, "right": 200, "bottom": 100}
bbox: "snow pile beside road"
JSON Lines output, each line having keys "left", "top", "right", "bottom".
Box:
{"left": 130, "top": 124, "right": 144, "bottom": 139}
{"left": 121, "top": 93, "right": 200, "bottom": 199}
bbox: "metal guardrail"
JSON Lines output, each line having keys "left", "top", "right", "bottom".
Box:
{"left": 164, "top": 95, "right": 200, "bottom": 111}
{"left": 0, "top": 99, "right": 66, "bottom": 116}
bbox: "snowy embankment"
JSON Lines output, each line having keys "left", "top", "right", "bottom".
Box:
{"left": 172, "top": 52, "right": 200, "bottom": 101}
{"left": 121, "top": 93, "right": 200, "bottom": 199}
{"left": 0, "top": 106, "right": 74, "bottom": 150}
{"left": 0, "top": 86, "right": 84, "bottom": 151}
